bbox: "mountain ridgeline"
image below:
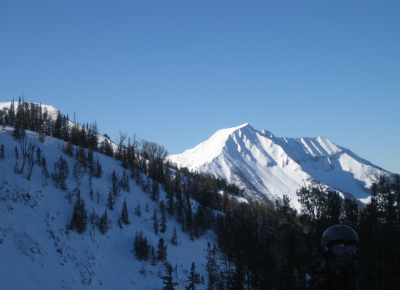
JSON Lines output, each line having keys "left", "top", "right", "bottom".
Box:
{"left": 0, "top": 100, "right": 399, "bottom": 289}
{"left": 168, "top": 123, "right": 394, "bottom": 208}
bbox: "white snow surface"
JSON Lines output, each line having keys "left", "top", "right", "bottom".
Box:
{"left": 168, "top": 123, "right": 393, "bottom": 209}
{"left": 0, "top": 126, "right": 212, "bottom": 289}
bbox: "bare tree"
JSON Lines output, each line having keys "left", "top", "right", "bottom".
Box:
{"left": 16, "top": 132, "right": 36, "bottom": 175}
{"left": 27, "top": 146, "right": 42, "bottom": 181}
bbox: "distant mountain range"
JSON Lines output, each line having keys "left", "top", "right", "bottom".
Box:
{"left": 167, "top": 123, "right": 393, "bottom": 209}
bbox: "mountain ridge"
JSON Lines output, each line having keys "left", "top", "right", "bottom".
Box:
{"left": 168, "top": 123, "right": 393, "bottom": 208}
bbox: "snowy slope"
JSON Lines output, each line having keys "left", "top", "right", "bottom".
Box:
{"left": 0, "top": 126, "right": 211, "bottom": 290}
{"left": 167, "top": 123, "right": 393, "bottom": 209}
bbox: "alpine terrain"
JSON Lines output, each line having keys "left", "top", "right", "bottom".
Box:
{"left": 1, "top": 101, "right": 400, "bottom": 290}
{"left": 168, "top": 123, "right": 394, "bottom": 208}
{"left": 0, "top": 101, "right": 217, "bottom": 289}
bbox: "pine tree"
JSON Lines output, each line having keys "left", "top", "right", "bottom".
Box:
{"left": 69, "top": 191, "right": 88, "bottom": 234}
{"left": 63, "top": 140, "right": 74, "bottom": 156}
{"left": 151, "top": 246, "right": 157, "bottom": 266}
{"left": 7, "top": 99, "right": 15, "bottom": 127}
{"left": 95, "top": 156, "right": 103, "bottom": 178}
{"left": 0, "top": 144, "right": 5, "bottom": 159}
{"left": 52, "top": 155, "right": 69, "bottom": 190}
{"left": 120, "top": 198, "right": 130, "bottom": 225}
{"left": 161, "top": 262, "right": 179, "bottom": 290}
{"left": 73, "top": 161, "right": 83, "bottom": 184}
{"left": 186, "top": 262, "right": 201, "bottom": 290}
{"left": 159, "top": 201, "right": 167, "bottom": 233}
{"left": 119, "top": 169, "right": 130, "bottom": 192}
{"left": 171, "top": 227, "right": 178, "bottom": 246}
{"left": 134, "top": 201, "right": 141, "bottom": 217}
{"left": 99, "top": 210, "right": 109, "bottom": 234}
{"left": 87, "top": 148, "right": 94, "bottom": 176}
{"left": 61, "top": 115, "right": 70, "bottom": 142}
{"left": 77, "top": 146, "right": 87, "bottom": 171}
{"left": 52, "top": 110, "right": 62, "bottom": 139}
{"left": 151, "top": 179, "right": 160, "bottom": 201}
{"left": 152, "top": 209, "right": 159, "bottom": 235}
{"left": 107, "top": 191, "right": 114, "bottom": 210}
{"left": 340, "top": 198, "right": 359, "bottom": 228}
{"left": 110, "top": 170, "right": 120, "bottom": 204}
{"left": 204, "top": 243, "right": 220, "bottom": 290}
{"left": 132, "top": 231, "right": 150, "bottom": 261}
{"left": 13, "top": 98, "right": 25, "bottom": 140}
{"left": 157, "top": 238, "right": 168, "bottom": 262}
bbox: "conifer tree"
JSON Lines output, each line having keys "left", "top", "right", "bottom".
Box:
{"left": 7, "top": 99, "right": 15, "bottom": 127}
{"left": 73, "top": 161, "right": 83, "bottom": 184}
{"left": 119, "top": 169, "right": 130, "bottom": 192}
{"left": 151, "top": 246, "right": 157, "bottom": 266}
{"left": 132, "top": 231, "right": 150, "bottom": 261}
{"left": 159, "top": 201, "right": 167, "bottom": 233}
{"left": 107, "top": 191, "right": 114, "bottom": 210}
{"left": 161, "top": 262, "right": 179, "bottom": 290}
{"left": 61, "top": 115, "right": 70, "bottom": 142}
{"left": 340, "top": 198, "right": 359, "bottom": 228}
{"left": 120, "top": 198, "right": 130, "bottom": 225}
{"left": 152, "top": 209, "right": 159, "bottom": 235}
{"left": 134, "top": 201, "right": 141, "bottom": 217}
{"left": 41, "top": 157, "right": 49, "bottom": 186}
{"left": 63, "top": 140, "right": 74, "bottom": 156}
{"left": 87, "top": 148, "right": 94, "bottom": 176}
{"left": 171, "top": 227, "right": 178, "bottom": 246}
{"left": 157, "top": 238, "right": 168, "bottom": 262}
{"left": 77, "top": 146, "right": 87, "bottom": 171}
{"left": 99, "top": 210, "right": 109, "bottom": 234}
{"left": 186, "top": 262, "right": 201, "bottom": 290}
{"left": 110, "top": 170, "right": 120, "bottom": 204}
{"left": 69, "top": 191, "right": 88, "bottom": 234}
{"left": 52, "top": 111, "right": 62, "bottom": 139}
{"left": 52, "top": 155, "right": 69, "bottom": 190}
{"left": 95, "top": 156, "right": 103, "bottom": 178}
{"left": 0, "top": 144, "right": 5, "bottom": 159}
{"left": 151, "top": 180, "right": 160, "bottom": 201}
{"left": 204, "top": 243, "right": 221, "bottom": 290}
{"left": 13, "top": 98, "right": 24, "bottom": 140}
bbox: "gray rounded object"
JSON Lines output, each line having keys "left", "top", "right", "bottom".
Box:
{"left": 321, "top": 225, "right": 359, "bottom": 247}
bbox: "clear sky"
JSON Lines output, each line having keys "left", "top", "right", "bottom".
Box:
{"left": 1, "top": 1, "right": 399, "bottom": 174}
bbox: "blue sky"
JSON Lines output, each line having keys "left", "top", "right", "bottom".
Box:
{"left": 1, "top": 1, "right": 399, "bottom": 174}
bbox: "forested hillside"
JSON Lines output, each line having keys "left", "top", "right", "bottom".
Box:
{"left": 0, "top": 100, "right": 399, "bottom": 289}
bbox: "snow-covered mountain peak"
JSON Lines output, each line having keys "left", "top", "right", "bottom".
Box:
{"left": 168, "top": 124, "right": 394, "bottom": 208}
